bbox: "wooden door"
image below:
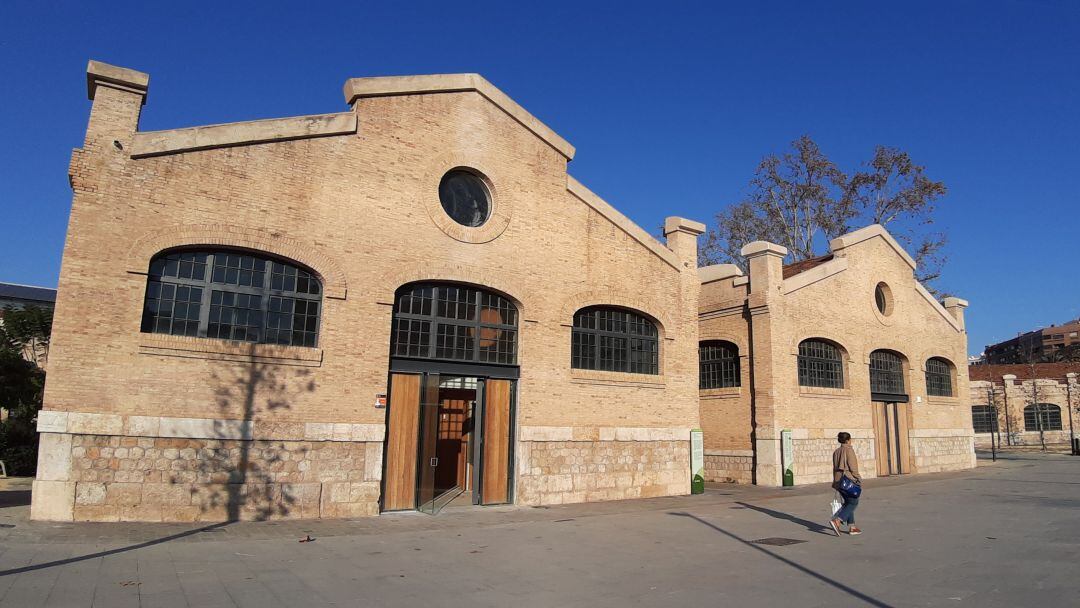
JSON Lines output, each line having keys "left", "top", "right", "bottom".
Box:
{"left": 895, "top": 402, "right": 913, "bottom": 474}
{"left": 873, "top": 402, "right": 911, "bottom": 476}
{"left": 383, "top": 373, "right": 421, "bottom": 511}
{"left": 481, "top": 379, "right": 512, "bottom": 505}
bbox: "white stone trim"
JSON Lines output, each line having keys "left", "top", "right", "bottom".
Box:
{"left": 36, "top": 410, "right": 384, "bottom": 442}
{"left": 342, "top": 73, "right": 575, "bottom": 160}
{"left": 828, "top": 224, "right": 916, "bottom": 270}
{"left": 915, "top": 282, "right": 963, "bottom": 332}
{"left": 519, "top": 425, "right": 691, "bottom": 442}
{"left": 303, "top": 422, "right": 385, "bottom": 442}
{"left": 566, "top": 176, "right": 681, "bottom": 271}
{"left": 158, "top": 417, "right": 253, "bottom": 440}
{"left": 519, "top": 426, "right": 575, "bottom": 441}
{"left": 704, "top": 449, "right": 754, "bottom": 457}
{"left": 780, "top": 257, "right": 849, "bottom": 295}
{"left": 130, "top": 112, "right": 358, "bottom": 158}
{"left": 908, "top": 428, "right": 975, "bottom": 439}
{"left": 699, "top": 264, "right": 743, "bottom": 285}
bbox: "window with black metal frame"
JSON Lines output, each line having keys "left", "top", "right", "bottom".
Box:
{"left": 699, "top": 341, "right": 739, "bottom": 389}
{"left": 797, "top": 339, "right": 844, "bottom": 388}
{"left": 391, "top": 283, "right": 518, "bottom": 366}
{"left": 870, "top": 350, "right": 906, "bottom": 398}
{"left": 925, "top": 357, "right": 954, "bottom": 397}
{"left": 141, "top": 250, "right": 323, "bottom": 347}
{"left": 571, "top": 307, "right": 659, "bottom": 375}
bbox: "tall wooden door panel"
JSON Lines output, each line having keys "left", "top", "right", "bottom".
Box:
{"left": 383, "top": 373, "right": 421, "bottom": 511}
{"left": 895, "top": 402, "right": 913, "bottom": 474}
{"left": 873, "top": 401, "right": 911, "bottom": 476}
{"left": 481, "top": 379, "right": 512, "bottom": 505}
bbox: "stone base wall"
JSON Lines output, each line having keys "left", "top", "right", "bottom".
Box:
{"left": 32, "top": 432, "right": 382, "bottom": 522}
{"left": 974, "top": 431, "right": 1072, "bottom": 449}
{"left": 516, "top": 439, "right": 690, "bottom": 505}
{"left": 791, "top": 438, "right": 876, "bottom": 485}
{"left": 703, "top": 451, "right": 753, "bottom": 483}
{"left": 910, "top": 435, "right": 975, "bottom": 473}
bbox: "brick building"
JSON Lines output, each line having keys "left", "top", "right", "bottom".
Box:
{"left": 983, "top": 319, "right": 1080, "bottom": 364}
{"left": 698, "top": 226, "right": 975, "bottom": 486}
{"left": 968, "top": 363, "right": 1079, "bottom": 449}
{"left": 31, "top": 61, "right": 975, "bottom": 522}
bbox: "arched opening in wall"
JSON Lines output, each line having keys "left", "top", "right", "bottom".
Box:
{"left": 1024, "top": 403, "right": 1062, "bottom": 432}
{"left": 141, "top": 248, "right": 325, "bottom": 346}
{"left": 796, "top": 338, "right": 845, "bottom": 389}
{"left": 382, "top": 282, "right": 519, "bottom": 515}
{"left": 571, "top": 306, "right": 660, "bottom": 375}
{"left": 925, "top": 357, "right": 955, "bottom": 397}
{"left": 869, "top": 349, "right": 911, "bottom": 477}
{"left": 699, "top": 340, "right": 740, "bottom": 389}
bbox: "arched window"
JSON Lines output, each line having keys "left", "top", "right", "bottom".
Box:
{"left": 1024, "top": 403, "right": 1063, "bottom": 432}
{"left": 391, "top": 283, "right": 517, "bottom": 364}
{"left": 925, "top": 358, "right": 954, "bottom": 397}
{"left": 141, "top": 249, "right": 322, "bottom": 347}
{"left": 797, "top": 339, "right": 844, "bottom": 388}
{"left": 870, "top": 350, "right": 906, "bottom": 396}
{"left": 700, "top": 341, "right": 739, "bottom": 389}
{"left": 971, "top": 405, "right": 999, "bottom": 434}
{"left": 572, "top": 307, "right": 658, "bottom": 374}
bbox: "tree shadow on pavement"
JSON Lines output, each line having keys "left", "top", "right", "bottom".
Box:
{"left": 734, "top": 501, "right": 834, "bottom": 535}
{"left": 0, "top": 521, "right": 230, "bottom": 577}
{"left": 668, "top": 512, "right": 894, "bottom": 608}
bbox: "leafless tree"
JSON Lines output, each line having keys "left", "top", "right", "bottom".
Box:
{"left": 699, "top": 137, "right": 949, "bottom": 292}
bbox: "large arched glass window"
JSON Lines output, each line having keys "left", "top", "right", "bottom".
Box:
{"left": 971, "top": 405, "right": 999, "bottom": 434}
{"left": 141, "top": 249, "right": 322, "bottom": 347}
{"left": 1024, "top": 403, "right": 1062, "bottom": 431}
{"left": 870, "top": 350, "right": 906, "bottom": 396}
{"left": 699, "top": 341, "right": 739, "bottom": 389}
{"left": 391, "top": 283, "right": 518, "bottom": 365}
{"left": 572, "top": 307, "right": 658, "bottom": 374}
{"left": 797, "top": 339, "right": 844, "bottom": 388}
{"left": 925, "top": 358, "right": 954, "bottom": 397}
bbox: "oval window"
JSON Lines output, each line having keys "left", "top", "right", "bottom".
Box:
{"left": 438, "top": 170, "right": 491, "bottom": 228}
{"left": 875, "top": 282, "right": 893, "bottom": 316}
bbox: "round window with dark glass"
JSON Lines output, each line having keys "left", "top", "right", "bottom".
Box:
{"left": 438, "top": 170, "right": 491, "bottom": 228}
{"left": 875, "top": 282, "right": 893, "bottom": 316}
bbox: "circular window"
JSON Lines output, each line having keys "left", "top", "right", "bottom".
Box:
{"left": 438, "top": 170, "right": 491, "bottom": 228}
{"left": 874, "top": 282, "right": 893, "bottom": 316}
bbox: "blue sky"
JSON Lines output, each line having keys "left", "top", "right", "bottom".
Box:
{"left": 1, "top": 1, "right": 1077, "bottom": 355}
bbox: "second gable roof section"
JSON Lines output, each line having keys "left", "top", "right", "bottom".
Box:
{"left": 566, "top": 176, "right": 680, "bottom": 271}
{"left": 343, "top": 74, "right": 575, "bottom": 161}
{"left": 130, "top": 112, "right": 358, "bottom": 159}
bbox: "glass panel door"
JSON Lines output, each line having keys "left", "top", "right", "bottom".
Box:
{"left": 416, "top": 373, "right": 440, "bottom": 514}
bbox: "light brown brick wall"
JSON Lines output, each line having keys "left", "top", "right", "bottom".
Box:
{"left": 699, "top": 231, "right": 975, "bottom": 486}
{"left": 34, "top": 69, "right": 702, "bottom": 520}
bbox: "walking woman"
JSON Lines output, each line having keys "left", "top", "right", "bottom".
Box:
{"left": 829, "top": 432, "right": 862, "bottom": 536}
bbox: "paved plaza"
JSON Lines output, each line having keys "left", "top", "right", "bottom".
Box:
{"left": 1, "top": 452, "right": 1077, "bottom": 607}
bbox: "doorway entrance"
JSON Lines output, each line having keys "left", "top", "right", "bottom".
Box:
{"left": 383, "top": 372, "right": 515, "bottom": 514}
{"left": 381, "top": 282, "right": 520, "bottom": 515}
{"left": 872, "top": 401, "right": 911, "bottom": 476}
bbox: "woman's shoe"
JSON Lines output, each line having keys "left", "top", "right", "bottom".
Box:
{"left": 848, "top": 527, "right": 862, "bottom": 535}
{"left": 828, "top": 519, "right": 842, "bottom": 536}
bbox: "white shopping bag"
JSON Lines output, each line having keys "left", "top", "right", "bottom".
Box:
{"left": 830, "top": 493, "right": 843, "bottom": 517}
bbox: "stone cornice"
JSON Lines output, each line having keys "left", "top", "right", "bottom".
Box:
{"left": 566, "top": 176, "right": 681, "bottom": 271}
{"left": 343, "top": 73, "right": 575, "bottom": 160}
{"left": 780, "top": 257, "right": 849, "bottom": 295}
{"left": 129, "top": 112, "right": 357, "bottom": 158}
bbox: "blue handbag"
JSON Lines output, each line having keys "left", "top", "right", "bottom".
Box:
{"left": 837, "top": 475, "right": 862, "bottom": 499}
